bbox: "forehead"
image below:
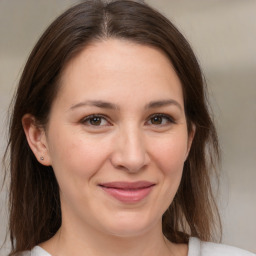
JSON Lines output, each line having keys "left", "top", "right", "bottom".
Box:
{"left": 55, "top": 39, "right": 184, "bottom": 109}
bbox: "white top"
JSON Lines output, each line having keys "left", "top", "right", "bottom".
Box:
{"left": 19, "top": 237, "right": 255, "bottom": 256}
{"left": 188, "top": 237, "right": 255, "bottom": 256}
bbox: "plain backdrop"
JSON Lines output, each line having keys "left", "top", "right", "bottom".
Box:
{"left": 0, "top": 0, "right": 255, "bottom": 255}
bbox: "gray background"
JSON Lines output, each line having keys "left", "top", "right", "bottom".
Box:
{"left": 0, "top": 0, "right": 255, "bottom": 255}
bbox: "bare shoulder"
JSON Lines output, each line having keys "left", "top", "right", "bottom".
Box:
{"left": 188, "top": 237, "right": 256, "bottom": 256}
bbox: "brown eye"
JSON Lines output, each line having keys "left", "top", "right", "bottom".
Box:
{"left": 146, "top": 114, "right": 174, "bottom": 126}
{"left": 89, "top": 116, "right": 102, "bottom": 126}
{"left": 82, "top": 115, "right": 109, "bottom": 126}
{"left": 151, "top": 116, "right": 163, "bottom": 125}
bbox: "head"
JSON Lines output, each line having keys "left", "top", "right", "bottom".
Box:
{"left": 6, "top": 0, "right": 220, "bottom": 254}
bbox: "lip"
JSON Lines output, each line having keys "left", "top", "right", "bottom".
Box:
{"left": 99, "top": 181, "right": 155, "bottom": 203}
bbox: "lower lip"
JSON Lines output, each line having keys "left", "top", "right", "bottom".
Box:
{"left": 100, "top": 186, "right": 154, "bottom": 203}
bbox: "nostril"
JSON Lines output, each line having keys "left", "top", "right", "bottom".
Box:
{"left": 110, "top": 131, "right": 150, "bottom": 172}
{"left": 110, "top": 154, "right": 150, "bottom": 173}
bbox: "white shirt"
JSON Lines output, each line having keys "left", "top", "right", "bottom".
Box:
{"left": 188, "top": 237, "right": 255, "bottom": 256}
{"left": 19, "top": 237, "right": 255, "bottom": 256}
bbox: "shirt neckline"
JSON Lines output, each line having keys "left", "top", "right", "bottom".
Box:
{"left": 33, "top": 237, "right": 198, "bottom": 256}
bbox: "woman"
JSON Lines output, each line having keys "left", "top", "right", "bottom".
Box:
{"left": 4, "top": 0, "right": 254, "bottom": 255}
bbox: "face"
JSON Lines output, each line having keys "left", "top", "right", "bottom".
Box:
{"left": 37, "top": 39, "right": 194, "bottom": 237}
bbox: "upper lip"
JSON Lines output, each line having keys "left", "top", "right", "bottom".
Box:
{"left": 99, "top": 181, "right": 155, "bottom": 189}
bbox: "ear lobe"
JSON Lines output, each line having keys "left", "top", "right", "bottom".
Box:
{"left": 185, "top": 123, "right": 196, "bottom": 160}
{"left": 22, "top": 114, "right": 51, "bottom": 166}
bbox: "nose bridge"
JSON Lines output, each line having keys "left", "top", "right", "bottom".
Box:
{"left": 112, "top": 123, "right": 149, "bottom": 172}
{"left": 124, "top": 124, "right": 143, "bottom": 157}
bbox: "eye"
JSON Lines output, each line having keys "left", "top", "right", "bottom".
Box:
{"left": 81, "top": 115, "right": 110, "bottom": 126}
{"left": 146, "top": 114, "right": 175, "bottom": 126}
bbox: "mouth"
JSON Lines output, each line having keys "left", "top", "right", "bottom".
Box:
{"left": 98, "top": 181, "right": 155, "bottom": 203}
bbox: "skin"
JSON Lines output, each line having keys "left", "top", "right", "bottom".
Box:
{"left": 23, "top": 39, "right": 195, "bottom": 256}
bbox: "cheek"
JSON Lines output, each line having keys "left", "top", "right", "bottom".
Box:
{"left": 150, "top": 133, "right": 188, "bottom": 175}
{"left": 47, "top": 134, "right": 112, "bottom": 214}
{"left": 146, "top": 133, "right": 188, "bottom": 215}
{"left": 47, "top": 131, "right": 111, "bottom": 187}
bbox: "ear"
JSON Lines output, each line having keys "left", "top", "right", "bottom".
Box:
{"left": 185, "top": 123, "right": 196, "bottom": 160}
{"left": 22, "top": 114, "right": 51, "bottom": 166}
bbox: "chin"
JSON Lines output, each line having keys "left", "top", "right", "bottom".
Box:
{"left": 102, "top": 213, "right": 160, "bottom": 238}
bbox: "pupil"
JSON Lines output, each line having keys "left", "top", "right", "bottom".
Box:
{"left": 90, "top": 117, "right": 101, "bottom": 125}
{"left": 152, "top": 116, "right": 162, "bottom": 124}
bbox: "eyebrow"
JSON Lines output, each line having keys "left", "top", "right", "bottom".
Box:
{"left": 69, "top": 99, "right": 182, "bottom": 111}
{"left": 69, "top": 100, "right": 119, "bottom": 111}
{"left": 145, "top": 99, "right": 182, "bottom": 110}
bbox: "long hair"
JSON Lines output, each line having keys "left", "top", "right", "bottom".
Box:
{"left": 4, "top": 1, "right": 221, "bottom": 255}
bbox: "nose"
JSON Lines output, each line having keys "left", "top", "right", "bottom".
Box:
{"left": 110, "top": 126, "right": 150, "bottom": 173}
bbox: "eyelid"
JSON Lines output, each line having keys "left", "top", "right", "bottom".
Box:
{"left": 80, "top": 114, "right": 112, "bottom": 126}
{"left": 146, "top": 113, "right": 176, "bottom": 125}
{"left": 79, "top": 113, "right": 176, "bottom": 127}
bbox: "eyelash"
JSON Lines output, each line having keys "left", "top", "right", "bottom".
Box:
{"left": 146, "top": 113, "right": 176, "bottom": 126}
{"left": 80, "top": 113, "right": 175, "bottom": 127}
{"left": 80, "top": 114, "right": 111, "bottom": 127}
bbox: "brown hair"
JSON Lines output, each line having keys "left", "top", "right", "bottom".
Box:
{"left": 4, "top": 0, "right": 221, "bottom": 255}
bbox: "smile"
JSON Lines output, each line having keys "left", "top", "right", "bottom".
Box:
{"left": 99, "top": 181, "right": 155, "bottom": 203}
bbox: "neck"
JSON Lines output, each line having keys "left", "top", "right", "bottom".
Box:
{"left": 41, "top": 220, "right": 182, "bottom": 256}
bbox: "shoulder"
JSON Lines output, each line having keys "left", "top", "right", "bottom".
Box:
{"left": 16, "top": 246, "right": 52, "bottom": 256}
{"left": 188, "top": 237, "right": 256, "bottom": 256}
